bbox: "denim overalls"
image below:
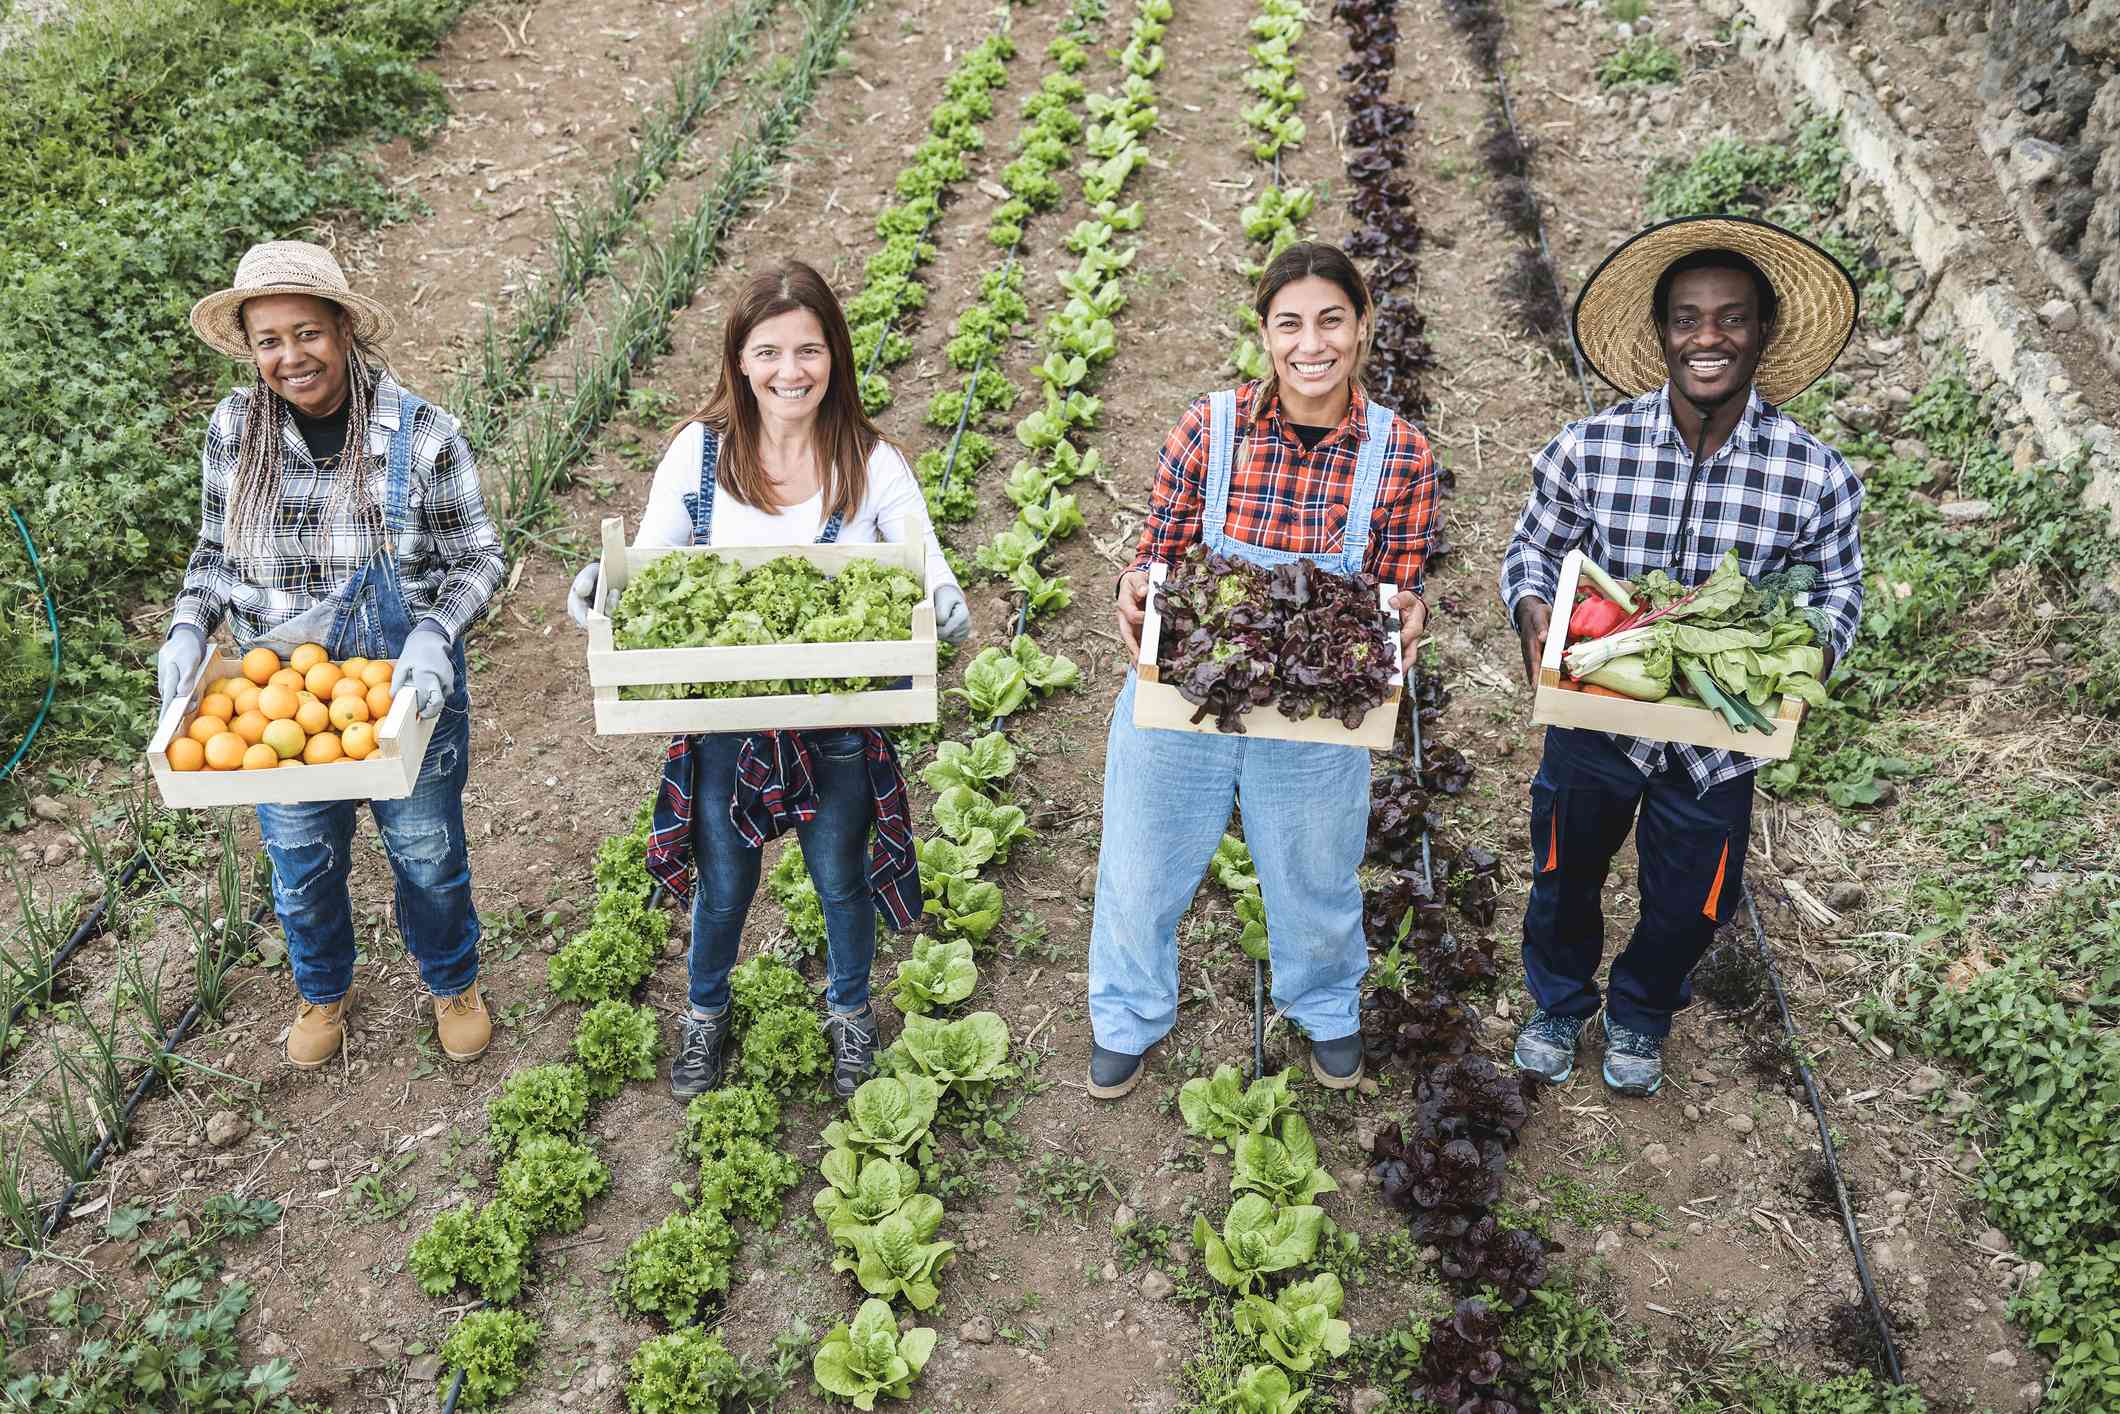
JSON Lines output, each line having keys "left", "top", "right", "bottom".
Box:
{"left": 253, "top": 390, "right": 480, "bottom": 1007}
{"left": 1088, "top": 389, "right": 1393, "bottom": 1055}
{"left": 679, "top": 428, "right": 878, "bottom": 1019}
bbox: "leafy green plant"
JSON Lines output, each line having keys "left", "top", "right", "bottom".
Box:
{"left": 769, "top": 842, "right": 828, "bottom": 955}
{"left": 696, "top": 1135, "right": 802, "bottom": 1226}
{"left": 834, "top": 1205, "right": 955, "bottom": 1309}
{"left": 916, "top": 839, "right": 1007, "bottom": 945}
{"left": 813, "top": 1298, "right": 937, "bottom": 1408}
{"left": 547, "top": 897, "right": 665, "bottom": 1004}
{"left": 486, "top": 1062, "right": 591, "bottom": 1161}
{"left": 888, "top": 936, "right": 979, "bottom": 1015}
{"left": 1233, "top": 1272, "right": 1350, "bottom": 1372}
{"left": 826, "top": 1075, "right": 943, "bottom": 1159}
{"left": 617, "top": 1209, "right": 740, "bottom": 1324}
{"left": 733, "top": 1003, "right": 831, "bottom": 1095}
{"left": 626, "top": 1327, "right": 749, "bottom": 1414}
{"left": 497, "top": 1135, "right": 610, "bottom": 1236}
{"left": 408, "top": 1200, "right": 531, "bottom": 1304}
{"left": 574, "top": 999, "right": 662, "bottom": 1099}
{"left": 731, "top": 954, "right": 813, "bottom": 1026}
{"left": 683, "top": 1083, "right": 782, "bottom": 1159}
{"left": 1504, "top": 1277, "right": 1623, "bottom": 1402}
{"left": 1195, "top": 1194, "right": 1326, "bottom": 1293}
{"left": 921, "top": 733, "right": 1018, "bottom": 797}
{"left": 1232, "top": 1113, "right": 1338, "bottom": 1208}
{"left": 815, "top": 1147, "right": 928, "bottom": 1243}
{"left": 1179, "top": 1064, "right": 1296, "bottom": 1140}
{"left": 1596, "top": 35, "right": 1681, "bottom": 89}
{"left": 947, "top": 636, "right": 1081, "bottom": 719}
{"left": 883, "top": 1011, "right": 1015, "bottom": 1089}
{"left": 1221, "top": 1363, "right": 1308, "bottom": 1412}
{"left": 439, "top": 1308, "right": 541, "bottom": 1409}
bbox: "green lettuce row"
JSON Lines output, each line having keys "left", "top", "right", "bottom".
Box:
{"left": 1225, "top": 0, "right": 1315, "bottom": 375}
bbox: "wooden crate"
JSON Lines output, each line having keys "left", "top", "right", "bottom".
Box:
{"left": 1133, "top": 561, "right": 1403, "bottom": 751}
{"left": 1530, "top": 548, "right": 1802, "bottom": 759}
{"left": 583, "top": 517, "right": 938, "bottom": 735}
{"left": 147, "top": 647, "right": 434, "bottom": 808}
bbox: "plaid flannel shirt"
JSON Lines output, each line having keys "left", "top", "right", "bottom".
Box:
{"left": 1499, "top": 385, "right": 1866, "bottom": 795}
{"left": 1130, "top": 381, "right": 1437, "bottom": 590}
{"left": 171, "top": 374, "right": 505, "bottom": 645}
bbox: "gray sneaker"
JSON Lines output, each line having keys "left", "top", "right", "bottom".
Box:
{"left": 824, "top": 1006, "right": 879, "bottom": 1100}
{"left": 1600, "top": 1020, "right": 1665, "bottom": 1097}
{"left": 1512, "top": 1010, "right": 1588, "bottom": 1083}
{"left": 670, "top": 1008, "right": 730, "bottom": 1098}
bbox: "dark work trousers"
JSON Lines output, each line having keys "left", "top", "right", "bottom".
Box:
{"left": 1520, "top": 727, "right": 1753, "bottom": 1038}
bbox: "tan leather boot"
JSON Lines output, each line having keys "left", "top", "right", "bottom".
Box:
{"left": 434, "top": 986, "right": 491, "bottom": 1061}
{"left": 287, "top": 995, "right": 350, "bottom": 1069}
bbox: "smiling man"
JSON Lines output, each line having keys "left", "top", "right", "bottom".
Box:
{"left": 1496, "top": 216, "right": 1866, "bottom": 1099}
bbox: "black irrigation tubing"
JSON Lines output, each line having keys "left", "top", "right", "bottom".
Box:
{"left": 1472, "top": 34, "right": 1906, "bottom": 1387}
{"left": 4, "top": 849, "right": 151, "bottom": 1040}
{"left": 1490, "top": 67, "right": 1595, "bottom": 415}
{"left": 935, "top": 249, "right": 1020, "bottom": 502}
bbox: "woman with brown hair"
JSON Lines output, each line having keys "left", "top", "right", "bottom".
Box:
{"left": 1086, "top": 241, "right": 1439, "bottom": 1101}
{"left": 568, "top": 260, "right": 968, "bottom": 1101}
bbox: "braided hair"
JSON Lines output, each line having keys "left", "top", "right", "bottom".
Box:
{"left": 224, "top": 316, "right": 388, "bottom": 562}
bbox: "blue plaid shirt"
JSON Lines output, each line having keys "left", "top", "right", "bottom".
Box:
{"left": 1499, "top": 384, "right": 1866, "bottom": 794}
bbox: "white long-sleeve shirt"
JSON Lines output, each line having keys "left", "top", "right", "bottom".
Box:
{"left": 637, "top": 421, "right": 958, "bottom": 596}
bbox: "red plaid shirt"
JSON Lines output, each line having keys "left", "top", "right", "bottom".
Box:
{"left": 1130, "top": 381, "right": 1438, "bottom": 589}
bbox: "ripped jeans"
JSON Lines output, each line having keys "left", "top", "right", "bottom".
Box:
{"left": 256, "top": 698, "right": 480, "bottom": 1004}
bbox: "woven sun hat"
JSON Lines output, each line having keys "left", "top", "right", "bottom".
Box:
{"left": 188, "top": 241, "right": 396, "bottom": 361}
{"left": 1571, "top": 214, "right": 1859, "bottom": 407}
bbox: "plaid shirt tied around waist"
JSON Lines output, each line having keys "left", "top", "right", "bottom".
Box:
{"left": 1130, "top": 381, "right": 1438, "bottom": 589}
{"left": 1499, "top": 385, "right": 1866, "bottom": 795}
{"left": 646, "top": 730, "right": 923, "bottom": 930}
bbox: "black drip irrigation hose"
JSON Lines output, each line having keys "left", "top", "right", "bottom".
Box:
{"left": 1474, "top": 47, "right": 1905, "bottom": 1384}
{"left": 5, "top": 849, "right": 151, "bottom": 1039}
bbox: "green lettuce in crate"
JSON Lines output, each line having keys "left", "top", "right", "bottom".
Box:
{"left": 610, "top": 551, "right": 922, "bottom": 700}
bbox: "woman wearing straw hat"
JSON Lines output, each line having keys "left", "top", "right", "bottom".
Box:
{"left": 157, "top": 240, "right": 506, "bottom": 1069}
{"left": 1498, "top": 215, "right": 1865, "bottom": 1099}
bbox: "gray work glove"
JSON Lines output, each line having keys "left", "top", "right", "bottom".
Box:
{"left": 567, "top": 562, "right": 600, "bottom": 630}
{"left": 934, "top": 584, "right": 971, "bottom": 646}
{"left": 157, "top": 625, "right": 206, "bottom": 713}
{"left": 390, "top": 625, "right": 456, "bottom": 721}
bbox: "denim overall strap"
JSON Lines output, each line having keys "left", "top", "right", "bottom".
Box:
{"left": 1199, "top": 389, "right": 1240, "bottom": 548}
{"left": 815, "top": 509, "right": 844, "bottom": 544}
{"left": 682, "top": 424, "right": 720, "bottom": 544}
{"left": 1334, "top": 399, "right": 1394, "bottom": 578}
{"left": 314, "top": 388, "right": 428, "bottom": 660}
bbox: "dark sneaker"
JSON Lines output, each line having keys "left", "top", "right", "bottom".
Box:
{"left": 1087, "top": 1042, "right": 1146, "bottom": 1100}
{"left": 670, "top": 1008, "right": 730, "bottom": 1098}
{"left": 1308, "top": 1033, "right": 1364, "bottom": 1090}
{"left": 825, "top": 1007, "right": 879, "bottom": 1100}
{"left": 1601, "top": 1020, "right": 1665, "bottom": 1097}
{"left": 1512, "top": 1010, "right": 1588, "bottom": 1083}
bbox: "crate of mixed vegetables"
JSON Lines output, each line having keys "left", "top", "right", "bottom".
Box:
{"left": 1531, "top": 547, "right": 1830, "bottom": 759}
{"left": 583, "top": 517, "right": 937, "bottom": 735}
{"left": 1134, "top": 546, "right": 1404, "bottom": 750}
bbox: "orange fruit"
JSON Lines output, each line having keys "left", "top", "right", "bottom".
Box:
{"left": 231, "top": 711, "right": 269, "bottom": 746}
{"left": 187, "top": 714, "right": 228, "bottom": 746}
{"left": 289, "top": 643, "right": 329, "bottom": 674}
{"left": 295, "top": 699, "right": 332, "bottom": 735}
{"left": 279, "top": 758, "right": 304, "bottom": 768}
{"left": 341, "top": 722, "right": 378, "bottom": 760}
{"left": 329, "top": 696, "right": 370, "bottom": 730}
{"left": 360, "top": 661, "right": 393, "bottom": 689}
{"left": 204, "top": 732, "right": 247, "bottom": 771}
{"left": 341, "top": 656, "right": 371, "bottom": 679}
{"left": 257, "top": 685, "right": 299, "bottom": 722}
{"left": 330, "top": 676, "right": 366, "bottom": 702}
{"left": 242, "top": 742, "right": 282, "bottom": 770}
{"left": 268, "top": 668, "right": 304, "bottom": 694}
{"left": 232, "top": 683, "right": 262, "bottom": 716}
{"left": 200, "top": 692, "right": 234, "bottom": 721}
{"left": 365, "top": 683, "right": 393, "bottom": 720}
{"left": 261, "top": 719, "right": 306, "bottom": 761}
{"left": 302, "top": 732, "right": 344, "bottom": 764}
{"left": 303, "top": 662, "right": 342, "bottom": 697}
{"left": 167, "top": 737, "right": 205, "bottom": 772}
{"left": 241, "top": 647, "right": 281, "bottom": 686}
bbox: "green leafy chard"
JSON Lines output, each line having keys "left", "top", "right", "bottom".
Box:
{"left": 813, "top": 1298, "right": 937, "bottom": 1408}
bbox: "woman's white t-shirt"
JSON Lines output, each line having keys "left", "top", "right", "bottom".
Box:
{"left": 636, "top": 421, "right": 958, "bottom": 596}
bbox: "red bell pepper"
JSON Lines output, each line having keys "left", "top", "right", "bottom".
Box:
{"left": 1568, "top": 589, "right": 1629, "bottom": 642}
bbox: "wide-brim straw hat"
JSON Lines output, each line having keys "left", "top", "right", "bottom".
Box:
{"left": 188, "top": 241, "right": 396, "bottom": 361}
{"left": 1572, "top": 214, "right": 1858, "bottom": 407}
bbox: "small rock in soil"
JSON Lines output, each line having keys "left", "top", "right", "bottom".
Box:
{"left": 1986, "top": 1349, "right": 2018, "bottom": 1369}
{"left": 1938, "top": 499, "right": 1995, "bottom": 523}
{"left": 1101, "top": 1261, "right": 1120, "bottom": 1282}
{"left": 1977, "top": 1227, "right": 2011, "bottom": 1254}
{"left": 1700, "top": 1152, "right": 1722, "bottom": 1171}
{"left": 1357, "top": 1077, "right": 1378, "bottom": 1097}
{"left": 1825, "top": 881, "right": 1866, "bottom": 912}
{"left": 1725, "top": 1113, "right": 1755, "bottom": 1136}
{"left": 369, "top": 1337, "right": 404, "bottom": 1361}
{"left": 205, "top": 1110, "right": 250, "bottom": 1149}
{"left": 2039, "top": 299, "right": 2079, "bottom": 332}
{"left": 28, "top": 795, "right": 71, "bottom": 824}
{"left": 256, "top": 934, "right": 287, "bottom": 967}
{"left": 1692, "top": 1068, "right": 1718, "bottom": 1085}
{"left": 1628, "top": 1220, "right": 1654, "bottom": 1239}
{"left": 41, "top": 837, "right": 74, "bottom": 868}
{"left": 1113, "top": 1203, "right": 1135, "bottom": 1229}
{"left": 1684, "top": 1104, "right": 1701, "bottom": 1122}
{"left": 410, "top": 1355, "right": 444, "bottom": 1382}
{"left": 594, "top": 1364, "right": 616, "bottom": 1392}
{"left": 1139, "top": 1269, "right": 1175, "bottom": 1300}
{"left": 1907, "top": 1065, "right": 1947, "bottom": 1097}
{"left": 1594, "top": 1228, "right": 1622, "bottom": 1257}
{"left": 960, "top": 1314, "right": 996, "bottom": 1344}
{"left": 1351, "top": 1390, "right": 1389, "bottom": 1414}
{"left": 1641, "top": 1142, "right": 1672, "bottom": 1171}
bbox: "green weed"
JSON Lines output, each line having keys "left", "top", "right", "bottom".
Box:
{"left": 1596, "top": 36, "right": 1681, "bottom": 89}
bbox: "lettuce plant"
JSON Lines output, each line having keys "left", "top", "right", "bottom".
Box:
{"left": 1441, "top": 1216, "right": 1550, "bottom": 1309}
{"left": 1232, "top": 1113, "right": 1338, "bottom": 1208}
{"left": 888, "top": 937, "right": 978, "bottom": 1015}
{"left": 626, "top": 1327, "right": 748, "bottom": 1414}
{"left": 697, "top": 1136, "right": 802, "bottom": 1227}
{"left": 1179, "top": 1064, "right": 1295, "bottom": 1140}
{"left": 813, "top": 1298, "right": 936, "bottom": 1409}
{"left": 825, "top": 1075, "right": 942, "bottom": 1159}
{"left": 768, "top": 842, "right": 828, "bottom": 956}
{"left": 437, "top": 1309, "right": 540, "bottom": 1410}
{"left": 485, "top": 1062, "right": 590, "bottom": 1161}
{"left": 1233, "top": 1272, "right": 1350, "bottom": 1372}
{"left": 574, "top": 1000, "right": 660, "bottom": 1100}
{"left": 730, "top": 954, "right": 812, "bottom": 1027}
{"left": 1194, "top": 1194, "right": 1325, "bottom": 1293}
{"left": 1411, "top": 1299, "right": 1532, "bottom": 1414}
{"left": 920, "top": 731, "right": 1017, "bottom": 796}
{"left": 1221, "top": 1364, "right": 1309, "bottom": 1413}
{"left": 497, "top": 1135, "right": 609, "bottom": 1236}
{"left": 882, "top": 1011, "right": 1014, "bottom": 1089}
{"left": 732, "top": 1004, "right": 830, "bottom": 1096}
{"left": 547, "top": 899, "right": 664, "bottom": 1004}
{"left": 616, "top": 1209, "right": 739, "bottom": 1324}
{"left": 682, "top": 1084, "right": 782, "bottom": 1160}
{"left": 815, "top": 1147, "right": 926, "bottom": 1241}
{"left": 408, "top": 1200, "right": 529, "bottom": 1304}
{"left": 833, "top": 1203, "right": 955, "bottom": 1309}
{"left": 931, "top": 786, "right": 1030, "bottom": 863}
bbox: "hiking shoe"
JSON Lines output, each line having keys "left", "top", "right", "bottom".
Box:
{"left": 670, "top": 1008, "right": 731, "bottom": 1098}
{"left": 1309, "top": 1033, "right": 1364, "bottom": 1090}
{"left": 1087, "top": 1042, "right": 1147, "bottom": 1100}
{"left": 1512, "top": 1010, "right": 1587, "bottom": 1083}
{"left": 433, "top": 986, "right": 491, "bottom": 1062}
{"left": 287, "top": 995, "right": 350, "bottom": 1069}
{"left": 1601, "top": 1020, "right": 1666, "bottom": 1097}
{"left": 824, "top": 1006, "right": 880, "bottom": 1100}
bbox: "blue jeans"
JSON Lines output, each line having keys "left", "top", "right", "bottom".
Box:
{"left": 257, "top": 695, "right": 480, "bottom": 1004}
{"left": 1088, "top": 674, "right": 1370, "bottom": 1054}
{"left": 1521, "top": 727, "right": 1754, "bottom": 1037}
{"left": 688, "top": 730, "right": 875, "bottom": 1016}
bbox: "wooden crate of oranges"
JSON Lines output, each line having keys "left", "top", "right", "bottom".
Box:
{"left": 146, "top": 642, "right": 435, "bottom": 808}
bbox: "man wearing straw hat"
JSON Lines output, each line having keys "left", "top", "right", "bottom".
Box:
{"left": 156, "top": 240, "right": 506, "bottom": 1069}
{"left": 1498, "top": 215, "right": 1865, "bottom": 1098}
